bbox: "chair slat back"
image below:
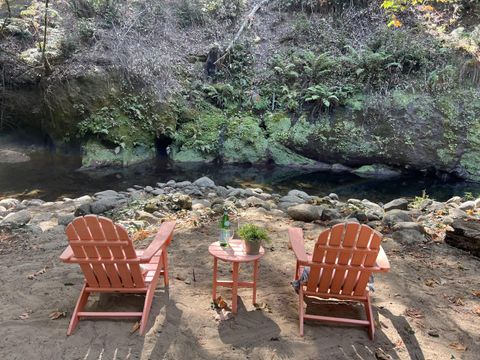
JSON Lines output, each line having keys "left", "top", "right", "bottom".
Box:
{"left": 65, "top": 215, "right": 145, "bottom": 288}
{"left": 305, "top": 223, "right": 381, "bottom": 297}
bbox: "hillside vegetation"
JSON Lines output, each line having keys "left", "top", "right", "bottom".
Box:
{"left": 1, "top": 0, "right": 480, "bottom": 179}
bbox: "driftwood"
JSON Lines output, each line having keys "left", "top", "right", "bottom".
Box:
{"left": 214, "top": 0, "right": 270, "bottom": 65}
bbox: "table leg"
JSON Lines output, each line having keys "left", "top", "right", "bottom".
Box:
{"left": 232, "top": 262, "right": 240, "bottom": 314}
{"left": 253, "top": 260, "right": 259, "bottom": 305}
{"left": 212, "top": 257, "right": 218, "bottom": 301}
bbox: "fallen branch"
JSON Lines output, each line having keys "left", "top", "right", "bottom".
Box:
{"left": 214, "top": 0, "right": 270, "bottom": 65}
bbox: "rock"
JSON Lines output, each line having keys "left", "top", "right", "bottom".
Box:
{"left": 327, "top": 218, "right": 359, "bottom": 227}
{"left": 0, "top": 210, "right": 32, "bottom": 228}
{"left": 170, "top": 193, "right": 192, "bottom": 211}
{"left": 279, "top": 195, "right": 304, "bottom": 204}
{"left": 287, "top": 190, "right": 311, "bottom": 201}
{"left": 30, "top": 212, "right": 54, "bottom": 224}
{"left": 192, "top": 199, "right": 211, "bottom": 207}
{"left": 383, "top": 198, "right": 409, "bottom": 211}
{"left": 321, "top": 208, "right": 342, "bottom": 221}
{"left": 427, "top": 330, "right": 439, "bottom": 337}
{"left": 166, "top": 180, "right": 176, "bottom": 186}
{"left": 0, "top": 149, "right": 30, "bottom": 163}
{"left": 0, "top": 198, "right": 19, "bottom": 209}
{"left": 328, "top": 193, "right": 339, "bottom": 201}
{"left": 0, "top": 206, "right": 7, "bottom": 216}
{"left": 270, "top": 209, "right": 287, "bottom": 217}
{"left": 382, "top": 210, "right": 413, "bottom": 227}
{"left": 392, "top": 229, "right": 426, "bottom": 244}
{"left": 74, "top": 203, "right": 92, "bottom": 216}
{"left": 425, "top": 201, "right": 444, "bottom": 212}
{"left": 215, "top": 186, "right": 229, "bottom": 197}
{"left": 151, "top": 189, "right": 165, "bottom": 196}
{"left": 193, "top": 176, "right": 216, "bottom": 188}
{"left": 246, "top": 196, "right": 269, "bottom": 209}
{"left": 361, "top": 200, "right": 384, "bottom": 220}
{"left": 58, "top": 213, "right": 75, "bottom": 226}
{"left": 90, "top": 197, "right": 123, "bottom": 214}
{"left": 21, "top": 199, "right": 45, "bottom": 207}
{"left": 174, "top": 181, "right": 192, "bottom": 188}
{"left": 135, "top": 210, "right": 158, "bottom": 225}
{"left": 211, "top": 203, "right": 224, "bottom": 214}
{"left": 74, "top": 195, "right": 93, "bottom": 206}
{"left": 475, "top": 198, "right": 480, "bottom": 208}
{"left": 348, "top": 211, "right": 368, "bottom": 222}
{"left": 353, "top": 164, "right": 401, "bottom": 179}
{"left": 347, "top": 198, "right": 363, "bottom": 207}
{"left": 94, "top": 190, "right": 119, "bottom": 199}
{"left": 445, "top": 219, "right": 480, "bottom": 257}
{"left": 331, "top": 163, "right": 352, "bottom": 173}
{"left": 446, "top": 196, "right": 462, "bottom": 205}
{"left": 449, "top": 208, "right": 469, "bottom": 219}
{"left": 144, "top": 186, "right": 154, "bottom": 192}
{"left": 458, "top": 201, "right": 475, "bottom": 211}
{"left": 287, "top": 204, "right": 321, "bottom": 222}
{"left": 392, "top": 222, "right": 425, "bottom": 234}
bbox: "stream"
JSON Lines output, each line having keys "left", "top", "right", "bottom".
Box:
{"left": 1, "top": 146, "right": 480, "bottom": 202}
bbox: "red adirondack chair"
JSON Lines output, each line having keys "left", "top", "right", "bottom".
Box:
{"left": 59, "top": 215, "right": 175, "bottom": 335}
{"left": 288, "top": 222, "right": 390, "bottom": 339}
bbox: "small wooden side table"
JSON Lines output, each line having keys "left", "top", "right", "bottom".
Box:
{"left": 208, "top": 240, "right": 265, "bottom": 314}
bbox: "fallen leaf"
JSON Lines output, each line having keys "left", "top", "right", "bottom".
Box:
{"left": 19, "top": 313, "right": 29, "bottom": 320}
{"left": 212, "top": 296, "right": 228, "bottom": 310}
{"left": 130, "top": 321, "right": 140, "bottom": 334}
{"left": 405, "top": 308, "right": 424, "bottom": 319}
{"left": 394, "top": 339, "right": 404, "bottom": 348}
{"left": 49, "top": 311, "right": 66, "bottom": 320}
{"left": 448, "top": 342, "right": 467, "bottom": 352}
{"left": 424, "top": 278, "right": 438, "bottom": 287}
{"left": 473, "top": 306, "right": 480, "bottom": 316}
{"left": 472, "top": 290, "right": 480, "bottom": 298}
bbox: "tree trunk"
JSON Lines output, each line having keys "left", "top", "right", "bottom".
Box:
{"left": 42, "top": 0, "right": 52, "bottom": 75}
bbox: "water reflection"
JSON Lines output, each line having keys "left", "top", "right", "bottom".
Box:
{"left": 1, "top": 150, "right": 479, "bottom": 202}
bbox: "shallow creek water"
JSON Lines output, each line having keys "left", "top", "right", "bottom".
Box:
{"left": 1, "top": 148, "right": 480, "bottom": 202}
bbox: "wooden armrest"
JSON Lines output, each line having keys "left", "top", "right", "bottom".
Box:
{"left": 374, "top": 246, "right": 390, "bottom": 272}
{"left": 59, "top": 245, "right": 74, "bottom": 262}
{"left": 288, "top": 227, "right": 308, "bottom": 263}
{"left": 139, "top": 221, "right": 176, "bottom": 262}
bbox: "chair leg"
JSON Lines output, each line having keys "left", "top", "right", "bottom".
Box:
{"left": 365, "top": 294, "right": 375, "bottom": 340}
{"left": 299, "top": 286, "right": 304, "bottom": 336}
{"left": 67, "top": 283, "right": 89, "bottom": 336}
{"left": 140, "top": 287, "right": 155, "bottom": 335}
{"left": 162, "top": 249, "right": 169, "bottom": 287}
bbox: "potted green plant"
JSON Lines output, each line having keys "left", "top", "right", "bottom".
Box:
{"left": 237, "top": 223, "right": 270, "bottom": 255}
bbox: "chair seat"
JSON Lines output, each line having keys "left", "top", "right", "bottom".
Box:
{"left": 136, "top": 250, "right": 164, "bottom": 283}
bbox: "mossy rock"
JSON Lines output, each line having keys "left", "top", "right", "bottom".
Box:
{"left": 223, "top": 115, "right": 268, "bottom": 163}
{"left": 169, "top": 148, "right": 215, "bottom": 162}
{"left": 81, "top": 139, "right": 155, "bottom": 168}
{"left": 268, "top": 141, "right": 316, "bottom": 166}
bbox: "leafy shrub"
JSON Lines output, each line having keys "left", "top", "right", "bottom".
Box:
{"left": 175, "top": 0, "right": 207, "bottom": 27}
{"left": 237, "top": 224, "right": 270, "bottom": 243}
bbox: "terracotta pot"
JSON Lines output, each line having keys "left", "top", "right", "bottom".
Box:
{"left": 243, "top": 239, "right": 261, "bottom": 255}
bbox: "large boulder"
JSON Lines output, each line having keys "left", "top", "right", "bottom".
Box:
{"left": 0, "top": 210, "right": 32, "bottom": 228}
{"left": 445, "top": 219, "right": 480, "bottom": 257}
{"left": 193, "top": 176, "right": 216, "bottom": 188}
{"left": 0, "top": 198, "right": 20, "bottom": 210}
{"left": 382, "top": 209, "right": 413, "bottom": 227}
{"left": 90, "top": 197, "right": 125, "bottom": 214}
{"left": 287, "top": 204, "right": 321, "bottom": 222}
{"left": 383, "top": 198, "right": 409, "bottom": 211}
{"left": 321, "top": 208, "right": 342, "bottom": 221}
{"left": 287, "top": 190, "right": 311, "bottom": 201}
{"left": 392, "top": 229, "right": 426, "bottom": 245}
{"left": 458, "top": 201, "right": 476, "bottom": 211}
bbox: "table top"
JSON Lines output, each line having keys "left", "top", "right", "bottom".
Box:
{"left": 208, "top": 240, "right": 265, "bottom": 263}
